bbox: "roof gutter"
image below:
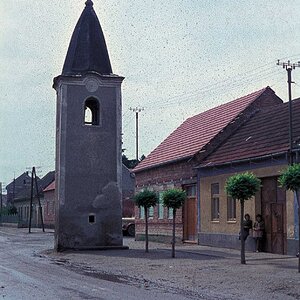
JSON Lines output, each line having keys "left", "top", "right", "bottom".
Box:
{"left": 133, "top": 155, "right": 193, "bottom": 174}
{"left": 196, "top": 150, "right": 290, "bottom": 169}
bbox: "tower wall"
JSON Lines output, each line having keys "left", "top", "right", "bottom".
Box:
{"left": 54, "top": 74, "right": 124, "bottom": 250}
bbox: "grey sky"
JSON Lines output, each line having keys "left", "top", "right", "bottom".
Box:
{"left": 1, "top": 0, "right": 300, "bottom": 187}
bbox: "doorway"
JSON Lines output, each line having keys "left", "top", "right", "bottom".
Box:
{"left": 261, "top": 177, "right": 287, "bottom": 254}
{"left": 183, "top": 185, "right": 197, "bottom": 242}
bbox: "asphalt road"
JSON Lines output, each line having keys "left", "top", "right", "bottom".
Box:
{"left": 0, "top": 228, "right": 189, "bottom": 300}
{"left": 1, "top": 227, "right": 299, "bottom": 300}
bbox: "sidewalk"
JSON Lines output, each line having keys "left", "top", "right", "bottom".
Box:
{"left": 46, "top": 237, "right": 300, "bottom": 300}
{"left": 1, "top": 226, "right": 299, "bottom": 299}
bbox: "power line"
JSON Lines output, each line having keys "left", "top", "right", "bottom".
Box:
{"left": 277, "top": 59, "right": 300, "bottom": 165}
{"left": 151, "top": 68, "right": 284, "bottom": 111}
{"left": 146, "top": 61, "right": 280, "bottom": 107}
{"left": 122, "top": 113, "right": 135, "bottom": 130}
{"left": 124, "top": 58, "right": 300, "bottom": 116}
{"left": 123, "top": 57, "right": 300, "bottom": 159}
{"left": 144, "top": 67, "right": 282, "bottom": 111}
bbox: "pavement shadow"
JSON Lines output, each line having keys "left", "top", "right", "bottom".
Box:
{"left": 62, "top": 248, "right": 225, "bottom": 261}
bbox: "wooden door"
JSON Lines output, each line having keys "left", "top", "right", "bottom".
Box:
{"left": 261, "top": 177, "right": 286, "bottom": 254}
{"left": 183, "top": 197, "right": 197, "bottom": 241}
{"left": 271, "top": 203, "right": 284, "bottom": 254}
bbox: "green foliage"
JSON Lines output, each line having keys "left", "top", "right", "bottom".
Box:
{"left": 162, "top": 189, "right": 187, "bottom": 210}
{"left": 8, "top": 206, "right": 18, "bottom": 215}
{"left": 225, "top": 172, "right": 261, "bottom": 201}
{"left": 1, "top": 206, "right": 17, "bottom": 216}
{"left": 279, "top": 164, "right": 300, "bottom": 192}
{"left": 134, "top": 190, "right": 158, "bottom": 208}
{"left": 122, "top": 153, "right": 146, "bottom": 169}
{"left": 122, "top": 154, "right": 139, "bottom": 169}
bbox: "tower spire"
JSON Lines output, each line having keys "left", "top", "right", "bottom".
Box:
{"left": 85, "top": 0, "right": 93, "bottom": 6}
{"left": 61, "top": 0, "right": 112, "bottom": 76}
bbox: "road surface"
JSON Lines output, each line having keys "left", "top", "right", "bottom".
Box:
{"left": 0, "top": 228, "right": 191, "bottom": 300}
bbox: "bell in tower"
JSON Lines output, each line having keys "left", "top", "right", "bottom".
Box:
{"left": 53, "top": 0, "right": 125, "bottom": 251}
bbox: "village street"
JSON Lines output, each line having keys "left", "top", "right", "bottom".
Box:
{"left": 0, "top": 227, "right": 299, "bottom": 300}
{"left": 0, "top": 227, "right": 189, "bottom": 300}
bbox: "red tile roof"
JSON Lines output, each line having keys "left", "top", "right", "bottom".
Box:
{"left": 134, "top": 87, "right": 270, "bottom": 172}
{"left": 43, "top": 180, "right": 55, "bottom": 192}
{"left": 200, "top": 98, "right": 300, "bottom": 167}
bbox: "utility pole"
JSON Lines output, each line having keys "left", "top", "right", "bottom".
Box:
{"left": 277, "top": 60, "right": 300, "bottom": 165}
{"left": 12, "top": 173, "right": 15, "bottom": 206}
{"left": 0, "top": 182, "right": 2, "bottom": 217}
{"left": 28, "top": 167, "right": 45, "bottom": 233}
{"left": 130, "top": 107, "right": 144, "bottom": 161}
{"left": 278, "top": 60, "right": 300, "bottom": 267}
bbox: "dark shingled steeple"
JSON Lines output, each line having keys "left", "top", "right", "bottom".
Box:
{"left": 62, "top": 0, "right": 112, "bottom": 76}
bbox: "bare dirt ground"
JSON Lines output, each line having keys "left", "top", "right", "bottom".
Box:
{"left": 46, "top": 237, "right": 300, "bottom": 300}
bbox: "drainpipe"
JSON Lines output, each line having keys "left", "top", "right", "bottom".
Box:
{"left": 294, "top": 151, "right": 299, "bottom": 251}
{"left": 197, "top": 170, "right": 201, "bottom": 244}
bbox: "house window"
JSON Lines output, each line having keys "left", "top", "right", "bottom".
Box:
{"left": 88, "top": 214, "right": 96, "bottom": 224}
{"left": 158, "top": 192, "right": 164, "bottom": 219}
{"left": 185, "top": 185, "right": 196, "bottom": 197}
{"left": 211, "top": 183, "right": 220, "bottom": 221}
{"left": 139, "top": 207, "right": 145, "bottom": 219}
{"left": 227, "top": 196, "right": 236, "bottom": 221}
{"left": 148, "top": 206, "right": 154, "bottom": 219}
{"left": 49, "top": 201, "right": 54, "bottom": 215}
{"left": 168, "top": 208, "right": 174, "bottom": 219}
{"left": 84, "top": 98, "right": 99, "bottom": 125}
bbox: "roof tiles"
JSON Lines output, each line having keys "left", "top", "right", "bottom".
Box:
{"left": 134, "top": 87, "right": 269, "bottom": 172}
{"left": 43, "top": 180, "right": 55, "bottom": 192}
{"left": 200, "top": 98, "right": 300, "bottom": 167}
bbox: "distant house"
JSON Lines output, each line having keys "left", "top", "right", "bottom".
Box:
{"left": 133, "top": 87, "right": 283, "bottom": 243}
{"left": 197, "top": 98, "right": 300, "bottom": 255}
{"left": 42, "top": 181, "right": 55, "bottom": 228}
{"left": 1, "top": 194, "right": 7, "bottom": 208}
{"left": 122, "top": 165, "right": 135, "bottom": 217}
{"left": 6, "top": 172, "right": 31, "bottom": 206}
{"left": 8, "top": 171, "right": 55, "bottom": 227}
{"left": 41, "top": 164, "right": 135, "bottom": 228}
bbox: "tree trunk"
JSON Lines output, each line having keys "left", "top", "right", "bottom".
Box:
{"left": 296, "top": 190, "right": 300, "bottom": 273}
{"left": 240, "top": 200, "right": 246, "bottom": 264}
{"left": 298, "top": 201, "right": 300, "bottom": 273}
{"left": 172, "top": 209, "right": 176, "bottom": 258}
{"left": 145, "top": 207, "right": 149, "bottom": 253}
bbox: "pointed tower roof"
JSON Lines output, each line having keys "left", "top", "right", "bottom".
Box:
{"left": 62, "top": 0, "right": 112, "bottom": 76}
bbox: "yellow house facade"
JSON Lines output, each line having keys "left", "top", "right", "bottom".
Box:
{"left": 198, "top": 98, "right": 300, "bottom": 255}
{"left": 199, "top": 164, "right": 296, "bottom": 254}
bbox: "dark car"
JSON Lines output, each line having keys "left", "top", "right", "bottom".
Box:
{"left": 122, "top": 217, "right": 135, "bottom": 237}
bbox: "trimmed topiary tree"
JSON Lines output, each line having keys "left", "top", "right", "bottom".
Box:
{"left": 225, "top": 172, "right": 261, "bottom": 264}
{"left": 279, "top": 164, "right": 300, "bottom": 273}
{"left": 134, "top": 190, "right": 158, "bottom": 253}
{"left": 162, "top": 189, "right": 187, "bottom": 258}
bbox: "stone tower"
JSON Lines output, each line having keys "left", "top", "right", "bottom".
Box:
{"left": 53, "top": 0, "right": 124, "bottom": 251}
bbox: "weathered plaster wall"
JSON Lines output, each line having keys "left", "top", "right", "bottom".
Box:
{"left": 43, "top": 190, "right": 55, "bottom": 227}
{"left": 199, "top": 164, "right": 297, "bottom": 253}
{"left": 54, "top": 75, "right": 124, "bottom": 250}
{"left": 200, "top": 165, "right": 290, "bottom": 234}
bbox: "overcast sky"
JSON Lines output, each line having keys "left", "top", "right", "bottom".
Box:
{"left": 1, "top": 0, "right": 300, "bottom": 188}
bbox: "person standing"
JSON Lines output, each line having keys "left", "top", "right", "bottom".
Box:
{"left": 253, "top": 214, "right": 265, "bottom": 252}
{"left": 242, "top": 214, "right": 253, "bottom": 241}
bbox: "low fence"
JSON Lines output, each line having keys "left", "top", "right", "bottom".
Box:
{"left": 0, "top": 214, "right": 19, "bottom": 224}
